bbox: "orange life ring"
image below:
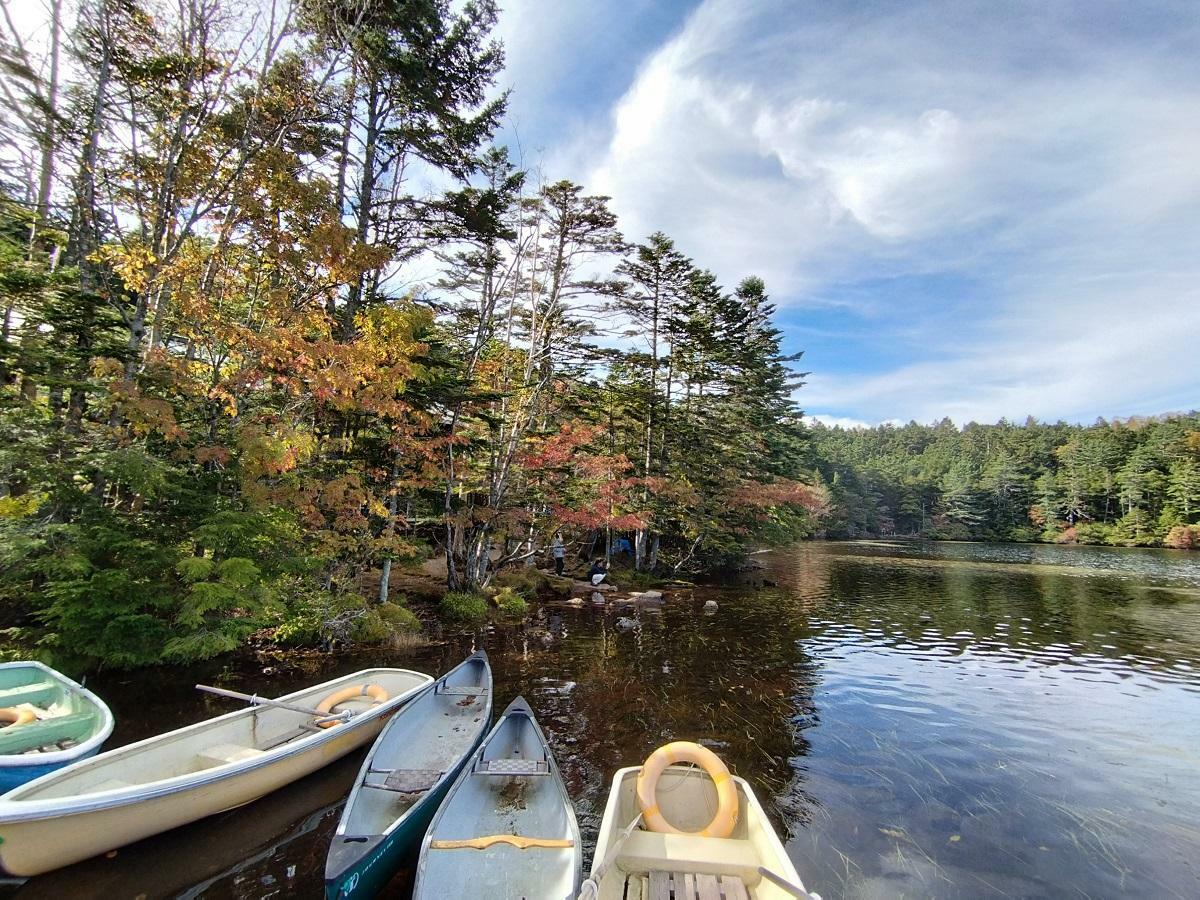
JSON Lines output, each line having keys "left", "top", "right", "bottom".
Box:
{"left": 0, "top": 707, "right": 36, "bottom": 727}
{"left": 314, "top": 683, "right": 388, "bottom": 728}
{"left": 635, "top": 741, "right": 739, "bottom": 838}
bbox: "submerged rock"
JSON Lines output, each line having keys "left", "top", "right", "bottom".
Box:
{"left": 703, "top": 600, "right": 719, "bottom": 614}
{"left": 629, "top": 590, "right": 664, "bottom": 601}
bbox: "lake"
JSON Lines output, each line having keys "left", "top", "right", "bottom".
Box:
{"left": 7, "top": 540, "right": 1200, "bottom": 898}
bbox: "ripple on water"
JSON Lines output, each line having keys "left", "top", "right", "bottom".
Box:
{"left": 779, "top": 541, "right": 1200, "bottom": 899}
{"left": 9, "top": 540, "right": 1198, "bottom": 900}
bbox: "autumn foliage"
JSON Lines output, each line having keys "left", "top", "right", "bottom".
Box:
{"left": 0, "top": 0, "right": 825, "bottom": 666}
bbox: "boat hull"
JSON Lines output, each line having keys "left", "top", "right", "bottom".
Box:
{"left": 325, "top": 780, "right": 445, "bottom": 900}
{"left": 0, "top": 745, "right": 103, "bottom": 795}
{"left": 0, "top": 668, "right": 430, "bottom": 877}
{"left": 413, "top": 696, "right": 581, "bottom": 900}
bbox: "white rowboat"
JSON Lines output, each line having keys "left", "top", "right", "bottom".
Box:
{"left": 0, "top": 667, "right": 431, "bottom": 877}
{"left": 585, "top": 765, "right": 816, "bottom": 900}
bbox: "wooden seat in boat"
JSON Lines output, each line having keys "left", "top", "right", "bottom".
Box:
{"left": 616, "top": 831, "right": 761, "bottom": 883}
{"left": 635, "top": 870, "right": 749, "bottom": 900}
{"left": 363, "top": 768, "right": 443, "bottom": 793}
{"left": 196, "top": 743, "right": 267, "bottom": 767}
{"left": 476, "top": 758, "right": 548, "bottom": 775}
{"left": 435, "top": 685, "right": 489, "bottom": 695}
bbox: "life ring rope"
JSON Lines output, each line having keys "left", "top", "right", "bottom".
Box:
{"left": 635, "top": 741, "right": 739, "bottom": 838}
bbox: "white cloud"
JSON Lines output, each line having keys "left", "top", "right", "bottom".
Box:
{"left": 807, "top": 414, "right": 874, "bottom": 430}
{"left": 551, "top": 0, "right": 1200, "bottom": 423}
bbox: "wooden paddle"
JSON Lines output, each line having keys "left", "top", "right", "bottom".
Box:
{"left": 429, "top": 835, "right": 574, "bottom": 851}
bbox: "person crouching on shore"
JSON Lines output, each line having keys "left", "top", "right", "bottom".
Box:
{"left": 587, "top": 559, "right": 608, "bottom": 586}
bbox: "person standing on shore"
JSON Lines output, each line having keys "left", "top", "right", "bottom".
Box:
{"left": 551, "top": 533, "right": 566, "bottom": 576}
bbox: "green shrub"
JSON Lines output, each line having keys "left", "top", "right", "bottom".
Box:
{"left": 492, "top": 586, "right": 528, "bottom": 618}
{"left": 494, "top": 568, "right": 549, "bottom": 598}
{"left": 440, "top": 591, "right": 489, "bottom": 622}
{"left": 351, "top": 610, "right": 391, "bottom": 643}
{"left": 616, "top": 568, "right": 665, "bottom": 589}
{"left": 271, "top": 585, "right": 361, "bottom": 647}
{"left": 1005, "top": 526, "right": 1039, "bottom": 543}
{"left": 272, "top": 610, "right": 324, "bottom": 647}
{"left": 1073, "top": 522, "right": 1111, "bottom": 544}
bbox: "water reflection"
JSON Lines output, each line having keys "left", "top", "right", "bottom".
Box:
{"left": 3, "top": 540, "right": 1198, "bottom": 898}
{"left": 778, "top": 542, "right": 1200, "bottom": 899}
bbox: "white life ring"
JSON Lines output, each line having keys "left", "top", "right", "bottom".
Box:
{"left": 635, "top": 741, "right": 739, "bottom": 838}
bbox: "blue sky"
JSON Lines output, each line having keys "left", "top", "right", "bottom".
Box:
{"left": 492, "top": 0, "right": 1200, "bottom": 427}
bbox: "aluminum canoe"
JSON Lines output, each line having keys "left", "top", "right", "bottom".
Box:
{"left": 413, "top": 695, "right": 581, "bottom": 900}
{"left": 325, "top": 651, "right": 492, "bottom": 899}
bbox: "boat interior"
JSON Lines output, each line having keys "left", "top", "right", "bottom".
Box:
{"left": 4, "top": 669, "right": 429, "bottom": 801}
{"left": 339, "top": 656, "right": 490, "bottom": 836}
{"left": 596, "top": 767, "right": 794, "bottom": 900}
{"left": 0, "top": 667, "right": 103, "bottom": 756}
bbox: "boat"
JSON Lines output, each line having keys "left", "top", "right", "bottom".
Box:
{"left": 0, "top": 666, "right": 431, "bottom": 877}
{"left": 413, "top": 695, "right": 581, "bottom": 900}
{"left": 21, "top": 752, "right": 368, "bottom": 898}
{"left": 580, "top": 742, "right": 818, "bottom": 900}
{"left": 0, "top": 661, "right": 114, "bottom": 793}
{"left": 325, "top": 651, "right": 493, "bottom": 899}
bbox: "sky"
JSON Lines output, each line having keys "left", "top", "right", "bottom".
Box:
{"left": 491, "top": 0, "right": 1200, "bottom": 428}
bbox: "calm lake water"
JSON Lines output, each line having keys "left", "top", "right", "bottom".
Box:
{"left": 6, "top": 540, "right": 1200, "bottom": 899}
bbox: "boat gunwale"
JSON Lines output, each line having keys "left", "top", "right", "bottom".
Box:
{"left": 0, "top": 667, "right": 431, "bottom": 822}
{"left": 0, "top": 661, "right": 115, "bottom": 769}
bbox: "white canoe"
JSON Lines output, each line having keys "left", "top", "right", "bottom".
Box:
{"left": 584, "top": 765, "right": 816, "bottom": 900}
{"left": 0, "top": 667, "right": 431, "bottom": 877}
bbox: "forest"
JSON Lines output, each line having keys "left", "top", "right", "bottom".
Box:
{"left": 0, "top": 0, "right": 824, "bottom": 667}
{"left": 810, "top": 415, "right": 1200, "bottom": 548}
{"left": 3, "top": 0, "right": 1194, "bottom": 672}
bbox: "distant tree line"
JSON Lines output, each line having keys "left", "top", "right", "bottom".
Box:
{"left": 0, "top": 0, "right": 822, "bottom": 667}
{"left": 808, "top": 415, "right": 1200, "bottom": 549}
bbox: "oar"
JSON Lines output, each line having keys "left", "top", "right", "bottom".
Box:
{"left": 195, "top": 684, "right": 353, "bottom": 724}
{"left": 757, "top": 866, "right": 822, "bottom": 900}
